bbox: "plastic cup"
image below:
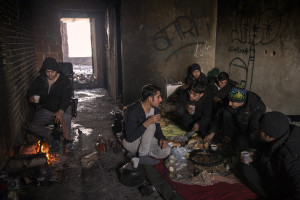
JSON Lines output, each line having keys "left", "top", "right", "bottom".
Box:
{"left": 33, "top": 95, "right": 40, "bottom": 103}
{"left": 241, "top": 151, "right": 250, "bottom": 164}
{"left": 211, "top": 144, "right": 217, "bottom": 151}
{"left": 132, "top": 157, "right": 139, "bottom": 168}
{"left": 190, "top": 105, "right": 195, "bottom": 114}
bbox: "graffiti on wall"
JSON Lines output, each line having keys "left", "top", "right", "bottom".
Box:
{"left": 152, "top": 13, "right": 211, "bottom": 62}
{"left": 229, "top": 8, "right": 282, "bottom": 89}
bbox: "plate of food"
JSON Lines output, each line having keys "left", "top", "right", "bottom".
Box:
{"left": 190, "top": 149, "right": 224, "bottom": 167}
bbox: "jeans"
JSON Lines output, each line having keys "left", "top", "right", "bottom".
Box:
{"left": 29, "top": 107, "right": 72, "bottom": 142}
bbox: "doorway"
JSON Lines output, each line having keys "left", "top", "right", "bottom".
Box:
{"left": 60, "top": 18, "right": 97, "bottom": 89}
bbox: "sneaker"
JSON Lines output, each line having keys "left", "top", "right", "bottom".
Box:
{"left": 139, "top": 156, "right": 159, "bottom": 166}
{"left": 64, "top": 142, "right": 73, "bottom": 153}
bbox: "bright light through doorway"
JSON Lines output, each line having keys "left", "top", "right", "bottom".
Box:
{"left": 65, "top": 18, "right": 92, "bottom": 57}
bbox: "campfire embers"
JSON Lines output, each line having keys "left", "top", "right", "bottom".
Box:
{"left": 19, "top": 140, "right": 55, "bottom": 165}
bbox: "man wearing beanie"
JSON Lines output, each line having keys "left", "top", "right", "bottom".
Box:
{"left": 184, "top": 63, "right": 208, "bottom": 86}
{"left": 27, "top": 57, "right": 73, "bottom": 153}
{"left": 220, "top": 85, "right": 266, "bottom": 150}
{"left": 241, "top": 111, "right": 300, "bottom": 200}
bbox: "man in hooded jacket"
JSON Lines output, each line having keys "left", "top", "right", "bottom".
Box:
{"left": 241, "top": 111, "right": 300, "bottom": 200}
{"left": 27, "top": 57, "right": 73, "bottom": 152}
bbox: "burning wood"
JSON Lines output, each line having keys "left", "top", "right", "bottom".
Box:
{"left": 18, "top": 140, "right": 55, "bottom": 165}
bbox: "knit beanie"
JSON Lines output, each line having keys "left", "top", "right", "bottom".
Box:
{"left": 259, "top": 111, "right": 290, "bottom": 139}
{"left": 228, "top": 84, "right": 247, "bottom": 103}
{"left": 190, "top": 63, "right": 201, "bottom": 73}
{"left": 42, "top": 57, "right": 59, "bottom": 71}
{"left": 207, "top": 67, "right": 219, "bottom": 78}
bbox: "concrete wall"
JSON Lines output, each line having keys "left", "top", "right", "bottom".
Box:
{"left": 121, "top": 0, "right": 217, "bottom": 105}
{"left": 0, "top": 0, "right": 37, "bottom": 170}
{"left": 215, "top": 0, "right": 300, "bottom": 115}
{"left": 105, "top": 1, "right": 123, "bottom": 102}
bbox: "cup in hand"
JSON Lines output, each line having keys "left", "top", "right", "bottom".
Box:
{"left": 241, "top": 151, "right": 250, "bottom": 164}
{"left": 132, "top": 157, "right": 139, "bottom": 168}
{"left": 33, "top": 95, "right": 40, "bottom": 103}
{"left": 211, "top": 144, "right": 217, "bottom": 151}
{"left": 189, "top": 105, "right": 195, "bottom": 115}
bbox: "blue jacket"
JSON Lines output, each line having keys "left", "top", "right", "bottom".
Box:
{"left": 122, "top": 101, "right": 165, "bottom": 143}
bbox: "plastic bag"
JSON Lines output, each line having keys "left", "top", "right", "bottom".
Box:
{"left": 164, "top": 147, "right": 188, "bottom": 173}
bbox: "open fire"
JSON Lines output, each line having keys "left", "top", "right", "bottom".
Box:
{"left": 19, "top": 140, "right": 56, "bottom": 164}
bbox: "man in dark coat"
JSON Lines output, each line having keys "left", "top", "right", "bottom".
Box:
{"left": 27, "top": 57, "right": 72, "bottom": 152}
{"left": 222, "top": 85, "right": 266, "bottom": 150}
{"left": 184, "top": 63, "right": 208, "bottom": 86}
{"left": 208, "top": 71, "right": 237, "bottom": 117}
{"left": 181, "top": 82, "right": 212, "bottom": 139}
{"left": 121, "top": 84, "right": 170, "bottom": 165}
{"left": 209, "top": 72, "right": 237, "bottom": 105}
{"left": 241, "top": 111, "right": 300, "bottom": 200}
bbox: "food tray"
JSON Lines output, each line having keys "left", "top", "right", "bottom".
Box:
{"left": 190, "top": 149, "right": 224, "bottom": 167}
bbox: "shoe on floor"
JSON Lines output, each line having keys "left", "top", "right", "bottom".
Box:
{"left": 139, "top": 156, "right": 159, "bottom": 166}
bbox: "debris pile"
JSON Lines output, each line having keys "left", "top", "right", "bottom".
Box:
{"left": 73, "top": 64, "right": 98, "bottom": 89}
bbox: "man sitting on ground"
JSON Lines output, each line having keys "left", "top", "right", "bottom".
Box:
{"left": 182, "top": 82, "right": 213, "bottom": 141}
{"left": 27, "top": 57, "right": 73, "bottom": 153}
{"left": 121, "top": 84, "right": 171, "bottom": 165}
{"left": 208, "top": 71, "right": 237, "bottom": 120}
{"left": 241, "top": 111, "right": 300, "bottom": 199}
{"left": 221, "top": 85, "right": 266, "bottom": 150}
{"left": 209, "top": 72, "right": 237, "bottom": 105}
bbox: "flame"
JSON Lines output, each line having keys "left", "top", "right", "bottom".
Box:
{"left": 19, "top": 140, "right": 56, "bottom": 164}
{"left": 38, "top": 141, "right": 56, "bottom": 165}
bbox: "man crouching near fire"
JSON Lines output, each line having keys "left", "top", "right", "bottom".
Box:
{"left": 121, "top": 84, "right": 171, "bottom": 165}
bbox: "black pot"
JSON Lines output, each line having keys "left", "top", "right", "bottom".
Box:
{"left": 119, "top": 162, "right": 145, "bottom": 187}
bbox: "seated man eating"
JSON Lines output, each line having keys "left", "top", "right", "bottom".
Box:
{"left": 121, "top": 84, "right": 171, "bottom": 165}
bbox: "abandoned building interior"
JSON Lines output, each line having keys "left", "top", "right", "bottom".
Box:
{"left": 0, "top": 0, "right": 300, "bottom": 199}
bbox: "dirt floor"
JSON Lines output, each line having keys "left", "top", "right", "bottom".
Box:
{"left": 18, "top": 88, "right": 164, "bottom": 200}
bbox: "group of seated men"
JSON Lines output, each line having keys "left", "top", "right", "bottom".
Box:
{"left": 27, "top": 58, "right": 300, "bottom": 199}
{"left": 121, "top": 63, "right": 300, "bottom": 199}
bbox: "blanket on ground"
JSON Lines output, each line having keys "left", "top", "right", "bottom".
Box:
{"left": 154, "top": 161, "right": 258, "bottom": 200}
